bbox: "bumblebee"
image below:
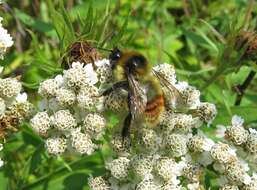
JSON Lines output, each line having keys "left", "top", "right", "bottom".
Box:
{"left": 101, "top": 48, "right": 182, "bottom": 138}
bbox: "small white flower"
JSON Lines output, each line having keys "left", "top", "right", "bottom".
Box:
{"left": 54, "top": 75, "right": 64, "bottom": 86}
{"left": 0, "top": 18, "right": 14, "bottom": 59}
{"left": 216, "top": 125, "right": 226, "bottom": 138}
{"left": 131, "top": 155, "right": 153, "bottom": 180}
{"left": 187, "top": 134, "right": 215, "bottom": 153}
{"left": 176, "top": 159, "right": 187, "bottom": 176}
{"left": 226, "top": 124, "right": 249, "bottom": 145}
{"left": 0, "top": 78, "right": 22, "bottom": 98}
{"left": 38, "top": 79, "right": 60, "bottom": 97}
{"left": 104, "top": 89, "right": 127, "bottom": 111}
{"left": 83, "top": 113, "right": 106, "bottom": 140}
{"left": 225, "top": 160, "right": 249, "bottom": 184}
{"left": 204, "top": 138, "right": 216, "bottom": 151}
{"left": 231, "top": 115, "right": 244, "bottom": 127}
{"left": 88, "top": 176, "right": 110, "bottom": 190}
{"left": 70, "top": 131, "right": 96, "bottom": 155}
{"left": 52, "top": 110, "right": 77, "bottom": 131}
{"left": 249, "top": 128, "right": 257, "bottom": 134}
{"left": 63, "top": 62, "right": 92, "bottom": 89}
{"left": 55, "top": 88, "right": 76, "bottom": 107}
{"left": 0, "top": 158, "right": 4, "bottom": 168}
{"left": 45, "top": 137, "right": 67, "bottom": 155}
{"left": 135, "top": 178, "right": 161, "bottom": 190}
{"left": 183, "top": 163, "right": 203, "bottom": 182}
{"left": 164, "top": 133, "right": 188, "bottom": 157}
{"left": 245, "top": 130, "right": 257, "bottom": 153}
{"left": 95, "top": 59, "right": 112, "bottom": 83}
{"left": 210, "top": 143, "right": 237, "bottom": 164}
{"left": 196, "top": 102, "right": 217, "bottom": 125}
{"left": 187, "top": 182, "right": 201, "bottom": 190}
{"left": 139, "top": 128, "right": 161, "bottom": 152}
{"left": 219, "top": 184, "right": 239, "bottom": 190}
{"left": 16, "top": 93, "right": 27, "bottom": 103}
{"left": 30, "top": 111, "right": 51, "bottom": 135}
{"left": 176, "top": 82, "right": 201, "bottom": 109}
{"left": 162, "top": 176, "right": 183, "bottom": 190}
{"left": 197, "top": 151, "right": 214, "bottom": 166}
{"left": 106, "top": 157, "right": 130, "bottom": 180}
{"left": 243, "top": 173, "right": 252, "bottom": 185}
{"left": 84, "top": 63, "right": 98, "bottom": 85}
{"left": 77, "top": 84, "right": 102, "bottom": 110}
{"left": 154, "top": 157, "right": 178, "bottom": 180}
{"left": 110, "top": 134, "right": 131, "bottom": 155}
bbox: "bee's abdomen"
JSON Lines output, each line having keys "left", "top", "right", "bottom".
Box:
{"left": 144, "top": 95, "right": 164, "bottom": 125}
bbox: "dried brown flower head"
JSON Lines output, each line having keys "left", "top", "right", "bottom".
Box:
{"left": 63, "top": 41, "right": 101, "bottom": 68}
{"left": 0, "top": 102, "right": 34, "bottom": 140}
{"left": 236, "top": 31, "right": 257, "bottom": 61}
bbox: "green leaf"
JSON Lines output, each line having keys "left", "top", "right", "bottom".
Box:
{"left": 29, "top": 146, "right": 44, "bottom": 173}
{"left": 81, "top": 1, "right": 94, "bottom": 35}
{"left": 14, "top": 9, "right": 55, "bottom": 37}
{"left": 213, "top": 106, "right": 257, "bottom": 125}
{"left": 110, "top": 16, "right": 129, "bottom": 46}
{"left": 194, "top": 27, "right": 219, "bottom": 54}
{"left": 60, "top": 3, "right": 75, "bottom": 41}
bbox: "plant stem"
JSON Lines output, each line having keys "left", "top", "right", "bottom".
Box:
{"left": 20, "top": 157, "right": 87, "bottom": 190}
{"left": 183, "top": 0, "right": 190, "bottom": 17}
{"left": 201, "top": 70, "right": 222, "bottom": 90}
{"left": 243, "top": 0, "right": 254, "bottom": 30}
{"left": 234, "top": 70, "right": 256, "bottom": 106}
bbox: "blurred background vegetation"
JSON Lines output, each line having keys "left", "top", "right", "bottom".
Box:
{"left": 0, "top": 0, "right": 257, "bottom": 189}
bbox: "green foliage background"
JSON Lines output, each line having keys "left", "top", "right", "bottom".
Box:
{"left": 0, "top": 0, "right": 257, "bottom": 189}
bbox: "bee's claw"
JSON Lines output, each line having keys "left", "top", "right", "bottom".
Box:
{"left": 92, "top": 94, "right": 104, "bottom": 98}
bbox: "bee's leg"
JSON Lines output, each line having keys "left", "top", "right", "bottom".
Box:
{"left": 121, "top": 93, "right": 132, "bottom": 140}
{"left": 101, "top": 81, "right": 128, "bottom": 96}
{"left": 122, "top": 113, "right": 132, "bottom": 139}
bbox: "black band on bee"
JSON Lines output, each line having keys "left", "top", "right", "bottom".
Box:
{"left": 109, "top": 48, "right": 122, "bottom": 68}
{"left": 125, "top": 54, "right": 147, "bottom": 73}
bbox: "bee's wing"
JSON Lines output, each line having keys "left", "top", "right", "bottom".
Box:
{"left": 152, "top": 69, "right": 185, "bottom": 106}
{"left": 127, "top": 74, "right": 147, "bottom": 120}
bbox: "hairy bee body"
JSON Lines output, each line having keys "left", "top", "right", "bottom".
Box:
{"left": 110, "top": 49, "right": 164, "bottom": 131}
{"left": 145, "top": 95, "right": 164, "bottom": 125}
{"left": 112, "top": 51, "right": 150, "bottom": 81}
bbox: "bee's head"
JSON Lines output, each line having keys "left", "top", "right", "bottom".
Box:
{"left": 109, "top": 47, "right": 122, "bottom": 69}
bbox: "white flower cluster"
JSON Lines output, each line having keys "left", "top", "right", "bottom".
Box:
{"left": 28, "top": 59, "right": 256, "bottom": 189}
{"left": 30, "top": 60, "right": 112, "bottom": 155}
{"left": 88, "top": 63, "right": 257, "bottom": 190}
{"left": 0, "top": 13, "right": 14, "bottom": 167}
{"left": 89, "top": 63, "right": 218, "bottom": 190}
{"left": 0, "top": 67, "right": 33, "bottom": 135}
{"left": 214, "top": 115, "right": 257, "bottom": 189}
{"left": 0, "top": 67, "right": 33, "bottom": 168}
{"left": 0, "top": 16, "right": 14, "bottom": 59}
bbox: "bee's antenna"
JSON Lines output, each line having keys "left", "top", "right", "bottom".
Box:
{"left": 95, "top": 47, "right": 113, "bottom": 52}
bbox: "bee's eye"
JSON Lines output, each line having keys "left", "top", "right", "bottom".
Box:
{"left": 109, "top": 49, "right": 121, "bottom": 60}
{"left": 109, "top": 48, "right": 122, "bottom": 68}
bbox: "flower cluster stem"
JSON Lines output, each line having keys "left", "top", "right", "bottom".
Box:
{"left": 234, "top": 70, "right": 256, "bottom": 106}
